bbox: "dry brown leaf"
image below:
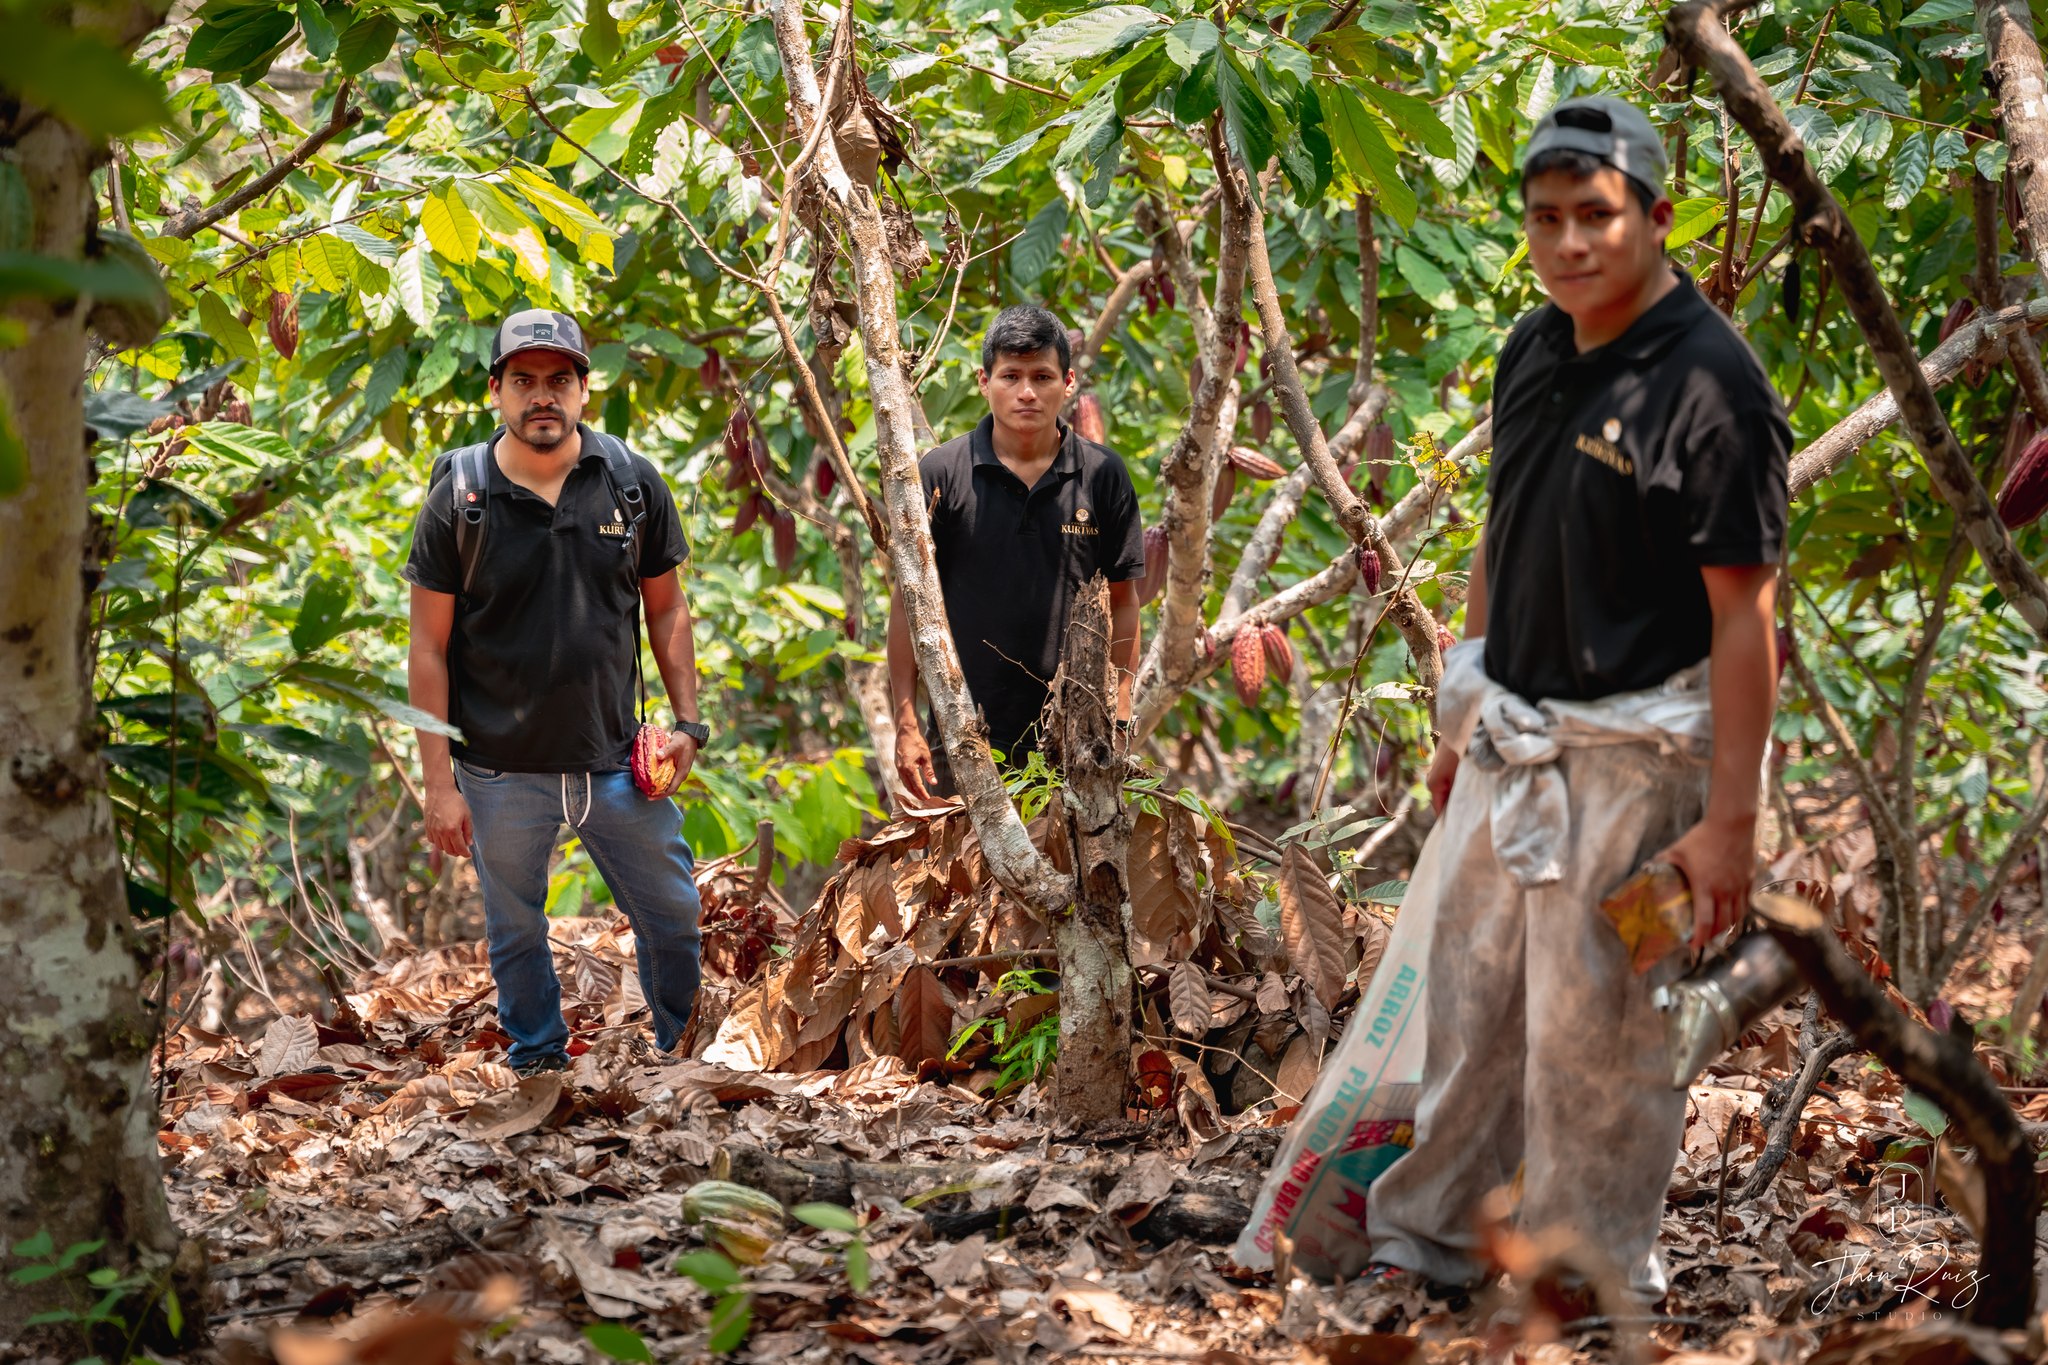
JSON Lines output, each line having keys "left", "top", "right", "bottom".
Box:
{"left": 1169, "top": 961, "right": 1213, "bottom": 1037}
{"left": 540, "top": 1213, "right": 670, "bottom": 1317}
{"left": 1052, "top": 1280, "right": 1135, "bottom": 1337}
{"left": 1355, "top": 912, "right": 1391, "bottom": 996}
{"left": 864, "top": 857, "right": 905, "bottom": 941}
{"left": 895, "top": 964, "right": 952, "bottom": 1066}
{"left": 796, "top": 966, "right": 860, "bottom": 1048}
{"left": 1129, "top": 811, "right": 1199, "bottom": 942}
{"left": 1256, "top": 971, "right": 1289, "bottom": 1015}
{"left": 461, "top": 1072, "right": 563, "bottom": 1141}
{"left": 256, "top": 1014, "right": 319, "bottom": 1078}
{"left": 1277, "top": 844, "right": 1349, "bottom": 1010}
{"left": 1932, "top": 1135, "right": 1987, "bottom": 1242}
{"left": 1293, "top": 978, "right": 1332, "bottom": 1045}
{"left": 1275, "top": 1033, "right": 1319, "bottom": 1103}
{"left": 834, "top": 877, "right": 870, "bottom": 965}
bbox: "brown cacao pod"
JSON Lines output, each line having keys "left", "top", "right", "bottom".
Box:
{"left": 631, "top": 723, "right": 678, "bottom": 799}
{"left": 1252, "top": 400, "right": 1273, "bottom": 443}
{"left": 1939, "top": 298, "right": 1975, "bottom": 345}
{"left": 1261, "top": 623, "right": 1294, "bottom": 685}
{"left": 266, "top": 291, "right": 299, "bottom": 360}
{"left": 733, "top": 490, "right": 765, "bottom": 536}
{"left": 1211, "top": 462, "right": 1238, "bottom": 521}
{"left": 771, "top": 508, "right": 798, "bottom": 571}
{"left": 1996, "top": 429, "right": 2048, "bottom": 529}
{"left": 1138, "top": 524, "right": 1168, "bottom": 606}
{"left": 1075, "top": 392, "right": 1107, "bottom": 446}
{"left": 722, "top": 413, "right": 753, "bottom": 490}
{"left": 222, "top": 397, "right": 252, "bottom": 426}
{"left": 1228, "top": 446, "right": 1284, "bottom": 480}
{"left": 1356, "top": 544, "right": 1384, "bottom": 596}
{"left": 700, "top": 348, "right": 722, "bottom": 387}
{"left": 1230, "top": 629, "right": 1265, "bottom": 706}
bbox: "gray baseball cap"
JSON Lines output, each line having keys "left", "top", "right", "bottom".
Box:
{"left": 490, "top": 308, "right": 590, "bottom": 369}
{"left": 1523, "top": 96, "right": 1668, "bottom": 200}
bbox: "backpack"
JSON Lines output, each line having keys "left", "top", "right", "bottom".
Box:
{"left": 428, "top": 427, "right": 649, "bottom": 596}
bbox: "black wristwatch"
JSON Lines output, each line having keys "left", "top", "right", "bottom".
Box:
{"left": 675, "top": 719, "right": 710, "bottom": 744}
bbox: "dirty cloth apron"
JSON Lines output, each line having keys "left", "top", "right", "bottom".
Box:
{"left": 1367, "top": 638, "right": 1713, "bottom": 1302}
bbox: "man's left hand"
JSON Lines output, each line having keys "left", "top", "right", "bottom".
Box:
{"left": 657, "top": 729, "right": 700, "bottom": 797}
{"left": 1655, "top": 811, "right": 1759, "bottom": 951}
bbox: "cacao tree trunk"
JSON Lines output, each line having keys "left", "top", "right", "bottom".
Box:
{"left": 0, "top": 44, "right": 185, "bottom": 1338}
{"left": 1050, "top": 577, "right": 1133, "bottom": 1123}
{"left": 1979, "top": 0, "right": 2048, "bottom": 294}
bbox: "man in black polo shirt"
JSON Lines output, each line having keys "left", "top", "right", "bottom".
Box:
{"left": 888, "top": 306, "right": 1146, "bottom": 798}
{"left": 404, "top": 309, "right": 710, "bottom": 1077}
{"left": 1363, "top": 99, "right": 1790, "bottom": 1303}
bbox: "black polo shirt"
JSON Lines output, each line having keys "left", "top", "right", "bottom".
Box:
{"left": 919, "top": 415, "right": 1145, "bottom": 758}
{"left": 1483, "top": 269, "right": 1790, "bottom": 702}
{"left": 403, "top": 424, "right": 690, "bottom": 772}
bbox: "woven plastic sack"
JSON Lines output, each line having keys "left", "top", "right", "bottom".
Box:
{"left": 1231, "top": 823, "right": 1442, "bottom": 1278}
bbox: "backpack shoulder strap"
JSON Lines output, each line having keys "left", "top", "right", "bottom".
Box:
{"left": 592, "top": 431, "right": 647, "bottom": 528}
{"left": 445, "top": 441, "right": 493, "bottom": 596}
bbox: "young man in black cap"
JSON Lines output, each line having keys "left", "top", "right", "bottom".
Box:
{"left": 404, "top": 309, "right": 710, "bottom": 1076}
{"left": 888, "top": 306, "right": 1146, "bottom": 798}
{"left": 1363, "top": 97, "right": 1790, "bottom": 1302}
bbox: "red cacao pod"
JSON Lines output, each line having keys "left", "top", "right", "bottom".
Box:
{"left": 1938, "top": 298, "right": 1975, "bottom": 345}
{"left": 267, "top": 291, "right": 299, "bottom": 360}
{"left": 1436, "top": 625, "right": 1455, "bottom": 656}
{"left": 734, "top": 491, "right": 764, "bottom": 536}
{"left": 1211, "top": 462, "right": 1238, "bottom": 521}
{"left": 1261, "top": 623, "right": 1294, "bottom": 685}
{"left": 1252, "top": 400, "right": 1273, "bottom": 443}
{"left": 1075, "top": 392, "right": 1107, "bottom": 446}
{"left": 1138, "top": 524, "right": 1168, "bottom": 606}
{"left": 700, "top": 348, "right": 722, "bottom": 387}
{"left": 1356, "top": 544, "right": 1384, "bottom": 596}
{"left": 631, "top": 723, "right": 678, "bottom": 799}
{"left": 1230, "top": 629, "right": 1265, "bottom": 706}
{"left": 814, "top": 457, "right": 838, "bottom": 500}
{"left": 1228, "top": 446, "right": 1284, "bottom": 480}
{"left": 1996, "top": 429, "right": 2048, "bottom": 528}
{"left": 771, "top": 508, "right": 798, "bottom": 571}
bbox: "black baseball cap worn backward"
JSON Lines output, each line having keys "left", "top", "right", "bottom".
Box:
{"left": 491, "top": 308, "right": 590, "bottom": 369}
{"left": 1522, "top": 96, "right": 1668, "bottom": 202}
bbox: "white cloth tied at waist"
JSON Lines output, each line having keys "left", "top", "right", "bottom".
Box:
{"left": 1436, "top": 637, "right": 1714, "bottom": 888}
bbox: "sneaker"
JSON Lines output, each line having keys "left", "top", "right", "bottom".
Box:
{"left": 514, "top": 1053, "right": 570, "bottom": 1078}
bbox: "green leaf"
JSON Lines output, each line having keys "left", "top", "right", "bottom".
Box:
{"left": 291, "top": 662, "right": 464, "bottom": 739}
{"left": 335, "top": 14, "right": 399, "bottom": 76}
{"left": 229, "top": 724, "right": 370, "bottom": 775}
{"left": 1520, "top": 56, "right": 1558, "bottom": 120}
{"left": 298, "top": 0, "right": 338, "bottom": 61}
{"left": 1666, "top": 196, "right": 1726, "bottom": 251}
{"left": 0, "top": 165, "right": 32, "bottom": 254}
{"left": 0, "top": 20, "right": 169, "bottom": 137}
{"left": 1930, "top": 127, "right": 1970, "bottom": 172}
{"left": 1011, "top": 5, "right": 1163, "bottom": 73}
{"left": 844, "top": 1239, "right": 871, "bottom": 1293}
{"left": 1901, "top": 1089, "right": 1949, "bottom": 1136}
{"left": 1393, "top": 243, "right": 1454, "bottom": 308}
{"left": 291, "top": 574, "right": 353, "bottom": 654}
{"left": 583, "top": 1323, "right": 654, "bottom": 1364}
{"left": 1323, "top": 86, "right": 1417, "bottom": 227}
{"left": 1360, "top": 83, "right": 1454, "bottom": 158}
{"left": 1425, "top": 93, "right": 1477, "bottom": 189}
{"left": 1172, "top": 48, "right": 1219, "bottom": 125}
{"left": 581, "top": 0, "right": 623, "bottom": 69}
{"left": 1163, "top": 20, "right": 1217, "bottom": 71}
{"left": 791, "top": 1203, "right": 860, "bottom": 1232}
{"left": 966, "top": 125, "right": 1052, "bottom": 189}
{"left": 673, "top": 1249, "right": 742, "bottom": 1294}
{"left": 8, "top": 1264, "right": 64, "bottom": 1285}
{"left": 12, "top": 1230, "right": 53, "bottom": 1259}
{"left": 422, "top": 186, "right": 480, "bottom": 266}
{"left": 1976, "top": 139, "right": 2010, "bottom": 182}
{"left": 1900, "top": 0, "right": 1972, "bottom": 25}
{"left": 1886, "top": 130, "right": 1930, "bottom": 210}
{"left": 1217, "top": 51, "right": 1277, "bottom": 181}
{"left": 197, "top": 292, "right": 260, "bottom": 366}
{"left": 182, "top": 421, "right": 296, "bottom": 468}
{"left": 1009, "top": 198, "right": 1068, "bottom": 286}
{"left": 184, "top": 4, "right": 297, "bottom": 76}
{"left": 334, "top": 222, "right": 400, "bottom": 264}
{"left": 0, "top": 379, "right": 23, "bottom": 500}
{"left": 706, "top": 1291, "right": 753, "bottom": 1353}
{"left": 392, "top": 245, "right": 441, "bottom": 331}
{"left": 362, "top": 346, "right": 408, "bottom": 415}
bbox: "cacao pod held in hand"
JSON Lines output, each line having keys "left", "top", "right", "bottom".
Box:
{"left": 631, "top": 723, "right": 679, "bottom": 799}
{"left": 1230, "top": 628, "right": 1265, "bottom": 706}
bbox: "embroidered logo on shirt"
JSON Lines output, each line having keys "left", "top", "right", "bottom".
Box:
{"left": 598, "top": 509, "right": 630, "bottom": 537}
{"left": 1575, "top": 419, "right": 1634, "bottom": 476}
{"left": 1074, "top": 507, "right": 1091, "bottom": 524}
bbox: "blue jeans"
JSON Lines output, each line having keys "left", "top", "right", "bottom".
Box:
{"left": 455, "top": 762, "right": 703, "bottom": 1066}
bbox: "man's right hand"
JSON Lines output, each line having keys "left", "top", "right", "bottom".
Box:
{"left": 424, "top": 785, "right": 474, "bottom": 858}
{"left": 894, "top": 726, "right": 937, "bottom": 802}
{"left": 1425, "top": 743, "right": 1459, "bottom": 813}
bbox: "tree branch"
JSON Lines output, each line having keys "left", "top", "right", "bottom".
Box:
{"left": 1979, "top": 0, "right": 2048, "bottom": 297}
{"left": 163, "top": 85, "right": 360, "bottom": 240}
{"left": 1667, "top": 0, "right": 2048, "bottom": 639}
{"left": 766, "top": 0, "right": 1067, "bottom": 917}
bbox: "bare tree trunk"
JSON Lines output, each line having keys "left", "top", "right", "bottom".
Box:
{"left": 1980, "top": 0, "right": 2048, "bottom": 296}
{"left": 1666, "top": 0, "right": 2048, "bottom": 640}
{"left": 0, "top": 14, "right": 188, "bottom": 1337}
{"left": 1050, "top": 577, "right": 1133, "bottom": 1124}
{"left": 766, "top": 0, "right": 1066, "bottom": 917}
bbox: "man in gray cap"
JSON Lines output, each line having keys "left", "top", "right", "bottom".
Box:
{"left": 403, "top": 308, "right": 711, "bottom": 1076}
{"left": 1359, "top": 97, "right": 1790, "bottom": 1305}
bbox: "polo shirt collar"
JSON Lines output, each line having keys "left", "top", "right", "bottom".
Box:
{"left": 970, "top": 414, "right": 1083, "bottom": 475}
{"left": 1534, "top": 265, "right": 1709, "bottom": 365}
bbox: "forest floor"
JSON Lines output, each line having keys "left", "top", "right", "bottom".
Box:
{"left": 157, "top": 941, "right": 2048, "bottom": 1364}
{"left": 155, "top": 805, "right": 2048, "bottom": 1365}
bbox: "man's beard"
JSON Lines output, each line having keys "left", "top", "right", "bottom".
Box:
{"left": 520, "top": 410, "right": 569, "bottom": 449}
